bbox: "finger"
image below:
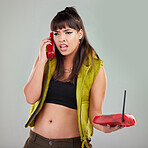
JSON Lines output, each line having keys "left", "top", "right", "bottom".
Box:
{"left": 112, "top": 125, "right": 123, "bottom": 131}
{"left": 43, "top": 42, "right": 52, "bottom": 49}
{"left": 107, "top": 124, "right": 110, "bottom": 129}
{"left": 44, "top": 37, "right": 51, "bottom": 40}
{"left": 41, "top": 41, "right": 52, "bottom": 49}
{"left": 117, "top": 125, "right": 124, "bottom": 129}
{"left": 45, "top": 41, "right": 52, "bottom": 46}
{"left": 42, "top": 39, "right": 52, "bottom": 45}
{"left": 119, "top": 125, "right": 124, "bottom": 129}
{"left": 40, "top": 41, "right": 52, "bottom": 53}
{"left": 40, "top": 38, "right": 52, "bottom": 47}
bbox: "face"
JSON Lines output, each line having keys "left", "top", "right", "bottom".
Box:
{"left": 53, "top": 26, "right": 83, "bottom": 58}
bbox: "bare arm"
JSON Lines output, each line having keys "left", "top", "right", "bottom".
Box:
{"left": 23, "top": 56, "right": 46, "bottom": 104}
{"left": 23, "top": 37, "right": 52, "bottom": 104}
{"left": 89, "top": 66, "right": 123, "bottom": 133}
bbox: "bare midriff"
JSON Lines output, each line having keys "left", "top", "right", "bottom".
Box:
{"left": 32, "top": 103, "right": 80, "bottom": 139}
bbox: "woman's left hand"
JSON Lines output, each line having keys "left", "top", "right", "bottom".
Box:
{"left": 98, "top": 124, "right": 124, "bottom": 133}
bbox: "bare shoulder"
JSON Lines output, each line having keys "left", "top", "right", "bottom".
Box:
{"left": 92, "top": 65, "right": 107, "bottom": 89}
{"left": 90, "top": 65, "right": 107, "bottom": 109}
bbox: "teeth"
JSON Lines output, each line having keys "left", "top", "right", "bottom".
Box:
{"left": 60, "top": 45, "right": 67, "bottom": 48}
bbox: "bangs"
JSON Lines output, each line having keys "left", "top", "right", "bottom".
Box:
{"left": 50, "top": 12, "right": 80, "bottom": 31}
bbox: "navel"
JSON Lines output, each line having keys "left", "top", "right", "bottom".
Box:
{"left": 49, "top": 120, "right": 53, "bottom": 123}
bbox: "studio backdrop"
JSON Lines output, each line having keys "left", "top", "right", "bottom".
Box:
{"left": 0, "top": 0, "right": 147, "bottom": 147}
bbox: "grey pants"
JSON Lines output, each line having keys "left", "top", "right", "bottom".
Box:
{"left": 23, "top": 130, "right": 92, "bottom": 148}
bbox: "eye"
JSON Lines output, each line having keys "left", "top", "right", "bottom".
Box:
{"left": 66, "top": 31, "right": 73, "bottom": 34}
{"left": 54, "top": 32, "right": 59, "bottom": 36}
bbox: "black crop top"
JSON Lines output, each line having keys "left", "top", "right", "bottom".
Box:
{"left": 44, "top": 77, "right": 77, "bottom": 109}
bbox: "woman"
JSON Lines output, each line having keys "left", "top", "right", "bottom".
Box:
{"left": 23, "top": 7, "right": 123, "bottom": 148}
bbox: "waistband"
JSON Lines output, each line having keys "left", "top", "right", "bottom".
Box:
{"left": 29, "top": 130, "right": 81, "bottom": 147}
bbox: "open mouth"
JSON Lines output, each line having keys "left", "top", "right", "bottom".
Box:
{"left": 60, "top": 44, "right": 68, "bottom": 51}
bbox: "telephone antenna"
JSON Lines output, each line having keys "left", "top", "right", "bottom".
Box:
{"left": 122, "top": 90, "right": 126, "bottom": 122}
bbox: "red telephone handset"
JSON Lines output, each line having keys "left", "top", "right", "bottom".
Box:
{"left": 93, "top": 90, "right": 136, "bottom": 127}
{"left": 46, "top": 32, "right": 55, "bottom": 59}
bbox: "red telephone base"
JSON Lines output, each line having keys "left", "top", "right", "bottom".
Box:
{"left": 93, "top": 113, "right": 136, "bottom": 127}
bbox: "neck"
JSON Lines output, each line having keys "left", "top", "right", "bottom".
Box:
{"left": 64, "top": 59, "right": 73, "bottom": 69}
{"left": 63, "top": 45, "right": 79, "bottom": 68}
{"left": 63, "top": 55, "right": 74, "bottom": 69}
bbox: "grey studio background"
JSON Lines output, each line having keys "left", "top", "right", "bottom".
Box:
{"left": 0, "top": 0, "right": 147, "bottom": 147}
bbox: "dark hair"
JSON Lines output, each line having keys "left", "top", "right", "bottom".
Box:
{"left": 50, "top": 7, "right": 99, "bottom": 83}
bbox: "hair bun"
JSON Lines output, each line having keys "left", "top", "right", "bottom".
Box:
{"left": 65, "top": 7, "right": 70, "bottom": 11}
{"left": 65, "top": 7, "right": 72, "bottom": 13}
{"left": 64, "top": 7, "right": 77, "bottom": 14}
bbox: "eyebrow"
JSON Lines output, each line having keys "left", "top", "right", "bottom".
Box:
{"left": 54, "top": 29, "right": 72, "bottom": 32}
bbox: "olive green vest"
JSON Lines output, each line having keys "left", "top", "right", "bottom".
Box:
{"left": 25, "top": 52, "right": 103, "bottom": 148}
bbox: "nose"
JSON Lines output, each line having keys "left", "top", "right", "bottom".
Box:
{"left": 58, "top": 33, "right": 66, "bottom": 42}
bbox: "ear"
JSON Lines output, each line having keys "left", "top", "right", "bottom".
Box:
{"left": 78, "top": 29, "right": 83, "bottom": 40}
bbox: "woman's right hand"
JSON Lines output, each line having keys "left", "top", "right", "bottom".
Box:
{"left": 39, "top": 37, "right": 52, "bottom": 64}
